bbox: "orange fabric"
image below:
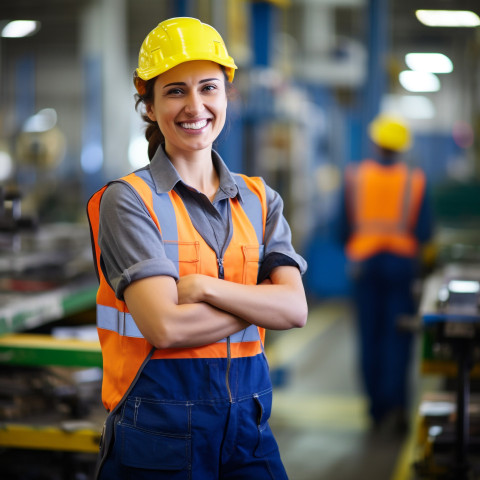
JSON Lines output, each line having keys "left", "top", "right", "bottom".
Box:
{"left": 87, "top": 173, "right": 266, "bottom": 411}
{"left": 345, "top": 160, "right": 426, "bottom": 261}
{"left": 122, "top": 173, "right": 162, "bottom": 231}
{"left": 151, "top": 340, "right": 262, "bottom": 360}
{"left": 169, "top": 190, "right": 218, "bottom": 277}
{"left": 97, "top": 328, "right": 152, "bottom": 411}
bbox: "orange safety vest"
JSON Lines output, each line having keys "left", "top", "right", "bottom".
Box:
{"left": 345, "top": 159, "right": 426, "bottom": 261}
{"left": 87, "top": 171, "right": 268, "bottom": 411}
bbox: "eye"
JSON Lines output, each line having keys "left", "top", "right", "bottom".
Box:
{"left": 202, "top": 83, "right": 218, "bottom": 93}
{"left": 165, "top": 87, "right": 184, "bottom": 96}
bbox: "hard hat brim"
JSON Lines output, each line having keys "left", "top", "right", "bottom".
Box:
{"left": 136, "top": 54, "right": 237, "bottom": 83}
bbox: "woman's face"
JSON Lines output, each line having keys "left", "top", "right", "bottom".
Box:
{"left": 146, "top": 60, "right": 228, "bottom": 156}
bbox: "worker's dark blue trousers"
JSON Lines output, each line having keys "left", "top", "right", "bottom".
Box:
{"left": 98, "top": 354, "right": 289, "bottom": 479}
{"left": 351, "top": 254, "right": 417, "bottom": 424}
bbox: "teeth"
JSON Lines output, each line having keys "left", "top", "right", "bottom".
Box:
{"left": 181, "top": 119, "right": 208, "bottom": 130}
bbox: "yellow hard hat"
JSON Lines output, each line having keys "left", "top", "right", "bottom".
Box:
{"left": 135, "top": 17, "right": 237, "bottom": 94}
{"left": 368, "top": 114, "right": 412, "bottom": 152}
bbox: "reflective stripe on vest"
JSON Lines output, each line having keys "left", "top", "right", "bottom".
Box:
{"left": 87, "top": 170, "right": 267, "bottom": 411}
{"left": 345, "top": 160, "right": 425, "bottom": 261}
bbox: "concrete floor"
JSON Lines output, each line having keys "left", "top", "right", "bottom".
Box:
{"left": 267, "top": 301, "right": 415, "bottom": 480}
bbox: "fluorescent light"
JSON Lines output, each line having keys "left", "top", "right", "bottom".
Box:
{"left": 448, "top": 280, "right": 480, "bottom": 293}
{"left": 405, "top": 53, "right": 453, "bottom": 73}
{"left": 128, "top": 136, "right": 149, "bottom": 169}
{"left": 399, "top": 95, "right": 435, "bottom": 119}
{"left": 399, "top": 70, "right": 440, "bottom": 93}
{"left": 416, "top": 10, "right": 480, "bottom": 27}
{"left": 23, "top": 108, "right": 58, "bottom": 133}
{"left": 1, "top": 20, "right": 40, "bottom": 38}
{"left": 381, "top": 94, "right": 436, "bottom": 120}
{"left": 0, "top": 149, "right": 13, "bottom": 182}
{"left": 81, "top": 142, "right": 103, "bottom": 174}
{"left": 429, "top": 426, "right": 443, "bottom": 437}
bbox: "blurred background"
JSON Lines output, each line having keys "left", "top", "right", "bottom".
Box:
{"left": 0, "top": 0, "right": 480, "bottom": 479}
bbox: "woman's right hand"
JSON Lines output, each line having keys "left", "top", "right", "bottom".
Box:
{"left": 176, "top": 274, "right": 206, "bottom": 305}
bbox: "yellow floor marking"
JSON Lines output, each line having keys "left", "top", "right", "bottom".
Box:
{"left": 0, "top": 423, "right": 101, "bottom": 453}
{"left": 0, "top": 333, "right": 100, "bottom": 351}
{"left": 267, "top": 303, "right": 366, "bottom": 431}
{"left": 271, "top": 391, "right": 369, "bottom": 431}
{"left": 390, "top": 415, "right": 421, "bottom": 480}
{"left": 266, "top": 302, "right": 350, "bottom": 368}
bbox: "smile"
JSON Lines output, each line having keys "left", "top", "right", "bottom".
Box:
{"left": 179, "top": 119, "right": 209, "bottom": 130}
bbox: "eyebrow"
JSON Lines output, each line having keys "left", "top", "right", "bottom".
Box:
{"left": 162, "top": 78, "right": 221, "bottom": 89}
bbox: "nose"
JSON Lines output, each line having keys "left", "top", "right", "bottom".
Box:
{"left": 184, "top": 91, "right": 204, "bottom": 117}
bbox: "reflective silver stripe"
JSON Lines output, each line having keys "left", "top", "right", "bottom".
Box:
{"left": 133, "top": 170, "right": 180, "bottom": 244}
{"left": 97, "top": 304, "right": 260, "bottom": 344}
{"left": 128, "top": 171, "right": 181, "bottom": 274}
{"left": 234, "top": 175, "right": 264, "bottom": 245}
{"left": 229, "top": 324, "right": 261, "bottom": 343}
{"left": 212, "top": 324, "right": 261, "bottom": 344}
{"left": 97, "top": 304, "right": 144, "bottom": 338}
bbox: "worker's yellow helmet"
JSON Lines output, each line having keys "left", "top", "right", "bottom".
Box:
{"left": 368, "top": 114, "right": 412, "bottom": 152}
{"left": 134, "top": 17, "right": 237, "bottom": 94}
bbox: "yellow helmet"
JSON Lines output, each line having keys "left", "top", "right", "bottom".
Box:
{"left": 135, "top": 17, "right": 237, "bottom": 94}
{"left": 368, "top": 114, "right": 412, "bottom": 152}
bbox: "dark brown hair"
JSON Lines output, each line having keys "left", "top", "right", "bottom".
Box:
{"left": 134, "top": 77, "right": 164, "bottom": 161}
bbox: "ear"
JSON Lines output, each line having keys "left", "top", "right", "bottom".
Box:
{"left": 146, "top": 103, "right": 156, "bottom": 122}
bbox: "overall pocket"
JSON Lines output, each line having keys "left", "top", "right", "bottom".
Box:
{"left": 118, "top": 397, "right": 192, "bottom": 471}
{"left": 253, "top": 390, "right": 279, "bottom": 458}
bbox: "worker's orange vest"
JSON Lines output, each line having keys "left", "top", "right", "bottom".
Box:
{"left": 345, "top": 160, "right": 426, "bottom": 261}
{"left": 87, "top": 171, "right": 267, "bottom": 411}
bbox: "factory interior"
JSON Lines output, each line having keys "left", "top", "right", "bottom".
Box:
{"left": 1, "top": 0, "right": 480, "bottom": 479}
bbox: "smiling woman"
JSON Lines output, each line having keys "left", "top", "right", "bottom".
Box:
{"left": 87, "top": 16, "right": 308, "bottom": 480}
{"left": 145, "top": 61, "right": 228, "bottom": 168}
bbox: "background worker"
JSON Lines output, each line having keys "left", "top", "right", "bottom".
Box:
{"left": 87, "top": 17, "right": 307, "bottom": 479}
{"left": 338, "top": 114, "right": 434, "bottom": 433}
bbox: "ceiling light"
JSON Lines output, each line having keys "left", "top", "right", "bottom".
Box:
{"left": 448, "top": 280, "right": 480, "bottom": 294}
{"left": 23, "top": 109, "right": 58, "bottom": 133}
{"left": 128, "top": 136, "right": 149, "bottom": 170}
{"left": 1, "top": 20, "right": 41, "bottom": 38}
{"left": 399, "top": 71, "right": 440, "bottom": 93}
{"left": 399, "top": 96, "right": 435, "bottom": 119}
{"left": 416, "top": 10, "right": 480, "bottom": 27}
{"left": 405, "top": 53, "right": 453, "bottom": 73}
{"left": 381, "top": 94, "right": 435, "bottom": 120}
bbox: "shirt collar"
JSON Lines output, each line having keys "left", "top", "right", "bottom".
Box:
{"left": 149, "top": 145, "right": 242, "bottom": 201}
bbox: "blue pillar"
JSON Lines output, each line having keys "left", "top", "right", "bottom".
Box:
{"left": 81, "top": 55, "right": 105, "bottom": 195}
{"left": 361, "top": 0, "right": 389, "bottom": 159}
{"left": 15, "top": 55, "right": 36, "bottom": 128}
{"left": 250, "top": 1, "right": 277, "bottom": 67}
{"left": 171, "top": 0, "right": 192, "bottom": 17}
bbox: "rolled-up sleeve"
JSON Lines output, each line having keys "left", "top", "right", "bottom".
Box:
{"left": 262, "top": 181, "right": 308, "bottom": 276}
{"left": 98, "top": 181, "right": 179, "bottom": 300}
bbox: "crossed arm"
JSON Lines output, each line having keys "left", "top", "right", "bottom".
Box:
{"left": 124, "top": 265, "right": 307, "bottom": 350}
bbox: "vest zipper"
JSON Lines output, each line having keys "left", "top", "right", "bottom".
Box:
{"left": 217, "top": 257, "right": 233, "bottom": 403}
{"left": 217, "top": 257, "right": 224, "bottom": 279}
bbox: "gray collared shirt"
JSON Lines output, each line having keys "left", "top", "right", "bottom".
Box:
{"left": 98, "top": 146, "right": 307, "bottom": 299}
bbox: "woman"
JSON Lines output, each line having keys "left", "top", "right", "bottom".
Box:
{"left": 88, "top": 17, "right": 308, "bottom": 479}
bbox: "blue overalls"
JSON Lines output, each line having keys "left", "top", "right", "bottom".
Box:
{"left": 89, "top": 147, "right": 306, "bottom": 479}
